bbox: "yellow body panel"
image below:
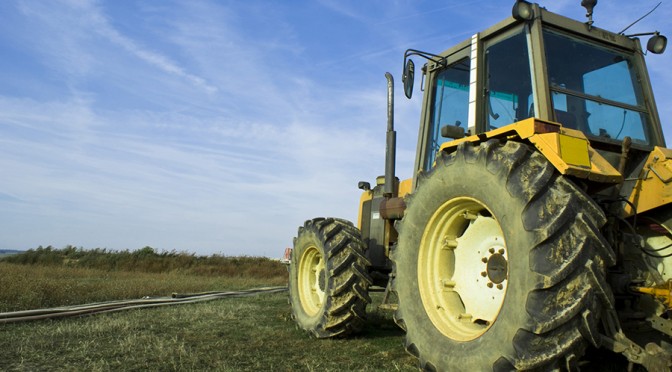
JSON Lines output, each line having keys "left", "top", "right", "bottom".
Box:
{"left": 623, "top": 147, "right": 672, "bottom": 216}
{"left": 558, "top": 134, "right": 591, "bottom": 167}
{"left": 357, "top": 190, "right": 374, "bottom": 231}
{"left": 439, "top": 118, "right": 622, "bottom": 183}
{"left": 399, "top": 178, "right": 412, "bottom": 197}
{"left": 357, "top": 178, "right": 412, "bottom": 230}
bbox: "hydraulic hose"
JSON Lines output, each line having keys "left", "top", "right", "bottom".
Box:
{"left": 0, "top": 286, "right": 287, "bottom": 324}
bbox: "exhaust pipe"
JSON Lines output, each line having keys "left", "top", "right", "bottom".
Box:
{"left": 380, "top": 72, "right": 406, "bottom": 219}
{"left": 384, "top": 72, "right": 396, "bottom": 198}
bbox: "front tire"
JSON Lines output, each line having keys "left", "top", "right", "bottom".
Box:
{"left": 393, "top": 140, "right": 616, "bottom": 370}
{"left": 289, "top": 218, "right": 372, "bottom": 338}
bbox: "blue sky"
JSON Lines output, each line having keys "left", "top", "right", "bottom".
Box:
{"left": 1, "top": 0, "right": 670, "bottom": 257}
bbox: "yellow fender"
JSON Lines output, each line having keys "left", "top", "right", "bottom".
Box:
{"left": 439, "top": 118, "right": 622, "bottom": 183}
{"left": 622, "top": 147, "right": 672, "bottom": 216}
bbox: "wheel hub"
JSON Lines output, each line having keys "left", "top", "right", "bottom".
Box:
{"left": 486, "top": 252, "right": 508, "bottom": 284}
{"left": 318, "top": 269, "right": 326, "bottom": 292}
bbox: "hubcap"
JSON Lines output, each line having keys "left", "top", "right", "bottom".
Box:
{"left": 297, "top": 245, "right": 326, "bottom": 316}
{"left": 418, "top": 197, "right": 508, "bottom": 341}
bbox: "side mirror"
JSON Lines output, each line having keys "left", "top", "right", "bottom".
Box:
{"left": 648, "top": 34, "right": 667, "bottom": 54}
{"left": 402, "top": 59, "right": 415, "bottom": 99}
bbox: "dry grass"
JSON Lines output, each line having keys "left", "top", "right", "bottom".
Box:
{"left": 1, "top": 246, "right": 286, "bottom": 277}
{"left": 0, "top": 261, "right": 286, "bottom": 312}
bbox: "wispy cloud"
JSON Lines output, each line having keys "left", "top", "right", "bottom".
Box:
{"left": 13, "top": 0, "right": 218, "bottom": 99}
{"left": 98, "top": 25, "right": 219, "bottom": 94}
{"left": 1, "top": 0, "right": 670, "bottom": 255}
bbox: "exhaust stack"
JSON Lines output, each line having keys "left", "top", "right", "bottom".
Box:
{"left": 384, "top": 72, "right": 396, "bottom": 198}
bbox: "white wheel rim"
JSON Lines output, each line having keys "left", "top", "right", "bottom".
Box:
{"left": 297, "top": 245, "right": 325, "bottom": 316}
{"left": 418, "top": 197, "right": 508, "bottom": 341}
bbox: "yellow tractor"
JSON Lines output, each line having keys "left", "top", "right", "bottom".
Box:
{"left": 288, "top": 1, "right": 672, "bottom": 370}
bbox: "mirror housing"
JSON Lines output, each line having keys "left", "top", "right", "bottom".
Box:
{"left": 648, "top": 33, "right": 667, "bottom": 54}
{"left": 403, "top": 59, "right": 415, "bottom": 99}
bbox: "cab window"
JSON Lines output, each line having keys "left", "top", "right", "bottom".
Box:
{"left": 425, "top": 58, "right": 470, "bottom": 171}
{"left": 543, "top": 30, "right": 650, "bottom": 144}
{"left": 484, "top": 29, "right": 535, "bottom": 129}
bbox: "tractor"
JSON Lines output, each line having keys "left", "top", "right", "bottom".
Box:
{"left": 288, "top": 1, "right": 672, "bottom": 370}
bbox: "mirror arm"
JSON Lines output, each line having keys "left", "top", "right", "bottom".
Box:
{"left": 403, "top": 49, "right": 447, "bottom": 73}
{"left": 625, "top": 31, "right": 659, "bottom": 38}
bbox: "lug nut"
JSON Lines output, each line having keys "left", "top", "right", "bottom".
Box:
{"left": 443, "top": 280, "right": 456, "bottom": 288}
{"left": 463, "top": 211, "right": 478, "bottom": 220}
{"left": 487, "top": 282, "right": 493, "bottom": 288}
{"left": 489, "top": 248, "right": 495, "bottom": 254}
{"left": 481, "top": 271, "right": 487, "bottom": 277}
{"left": 443, "top": 236, "right": 458, "bottom": 250}
{"left": 481, "top": 257, "right": 488, "bottom": 263}
{"left": 498, "top": 248, "right": 505, "bottom": 255}
{"left": 497, "top": 284, "right": 503, "bottom": 290}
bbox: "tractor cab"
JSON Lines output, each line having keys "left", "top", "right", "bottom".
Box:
{"left": 405, "top": 1, "right": 667, "bottom": 179}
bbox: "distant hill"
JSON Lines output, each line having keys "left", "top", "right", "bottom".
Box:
{"left": 0, "top": 249, "right": 24, "bottom": 256}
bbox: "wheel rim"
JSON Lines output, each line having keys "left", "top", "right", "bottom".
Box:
{"left": 297, "top": 245, "right": 326, "bottom": 316}
{"left": 638, "top": 216, "right": 672, "bottom": 280}
{"left": 418, "top": 197, "right": 508, "bottom": 341}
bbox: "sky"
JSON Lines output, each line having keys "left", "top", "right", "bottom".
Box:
{"left": 1, "top": 0, "right": 671, "bottom": 257}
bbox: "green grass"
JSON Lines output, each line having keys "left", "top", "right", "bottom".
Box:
{"left": 0, "top": 249, "right": 416, "bottom": 371}
{"left": 0, "top": 292, "right": 417, "bottom": 371}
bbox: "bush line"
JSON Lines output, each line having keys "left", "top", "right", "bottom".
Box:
{"left": 0, "top": 245, "right": 287, "bottom": 278}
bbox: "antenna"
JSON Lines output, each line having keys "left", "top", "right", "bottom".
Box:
{"left": 619, "top": 2, "right": 662, "bottom": 35}
{"left": 581, "top": 0, "right": 598, "bottom": 29}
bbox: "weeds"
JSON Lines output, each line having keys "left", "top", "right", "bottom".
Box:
{"left": 0, "top": 262, "right": 286, "bottom": 312}
{"left": 0, "top": 247, "right": 287, "bottom": 312}
{"left": 1, "top": 245, "right": 286, "bottom": 278}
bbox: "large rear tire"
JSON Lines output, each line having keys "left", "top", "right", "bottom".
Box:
{"left": 392, "top": 140, "right": 616, "bottom": 370}
{"left": 289, "top": 218, "right": 372, "bottom": 338}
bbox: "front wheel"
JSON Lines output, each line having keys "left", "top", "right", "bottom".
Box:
{"left": 289, "top": 218, "right": 372, "bottom": 338}
{"left": 392, "top": 140, "right": 616, "bottom": 370}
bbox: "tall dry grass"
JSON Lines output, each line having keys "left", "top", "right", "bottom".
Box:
{"left": 1, "top": 245, "right": 285, "bottom": 277}
{"left": 0, "top": 246, "right": 288, "bottom": 312}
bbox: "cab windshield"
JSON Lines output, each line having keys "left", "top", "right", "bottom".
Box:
{"left": 543, "top": 29, "right": 651, "bottom": 145}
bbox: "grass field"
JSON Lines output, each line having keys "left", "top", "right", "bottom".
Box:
{"left": 0, "top": 291, "right": 417, "bottom": 371}
{"left": 0, "top": 248, "right": 417, "bottom": 371}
